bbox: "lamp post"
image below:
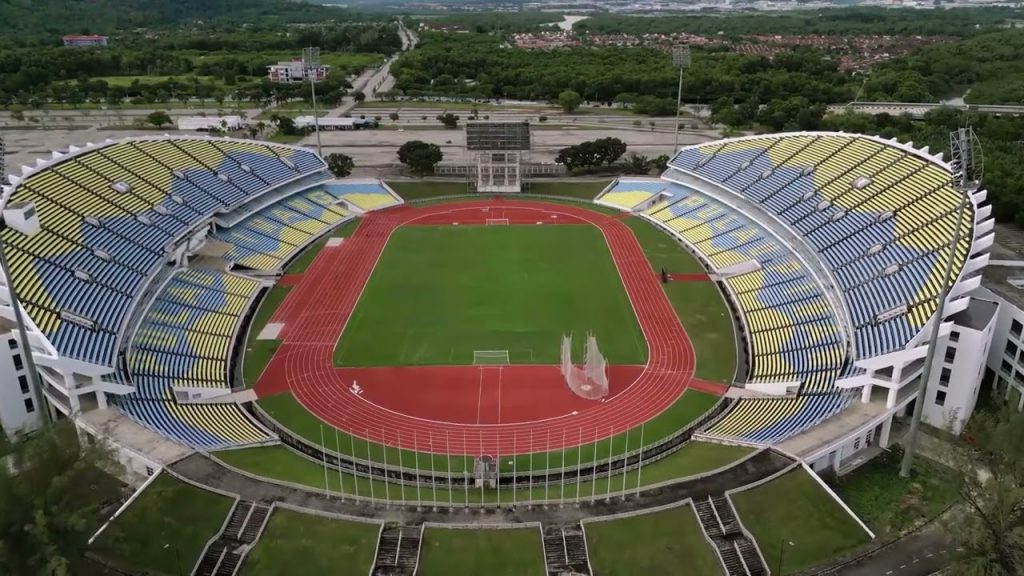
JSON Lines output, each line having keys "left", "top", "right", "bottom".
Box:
{"left": 0, "top": 199, "right": 50, "bottom": 426}
{"left": 303, "top": 46, "right": 323, "bottom": 157}
{"left": 777, "top": 539, "right": 794, "bottom": 575}
{"left": 163, "top": 542, "right": 183, "bottom": 576}
{"left": 672, "top": 44, "right": 691, "bottom": 156}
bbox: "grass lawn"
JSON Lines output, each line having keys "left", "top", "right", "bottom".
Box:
{"left": 625, "top": 217, "right": 737, "bottom": 384}
{"left": 833, "top": 448, "right": 958, "bottom": 538}
{"left": 525, "top": 180, "right": 612, "bottom": 199}
{"left": 586, "top": 505, "right": 722, "bottom": 576}
{"left": 386, "top": 180, "right": 472, "bottom": 200}
{"left": 334, "top": 225, "right": 647, "bottom": 366}
{"left": 255, "top": 388, "right": 723, "bottom": 475}
{"left": 213, "top": 439, "right": 751, "bottom": 504}
{"left": 91, "top": 473, "right": 232, "bottom": 576}
{"left": 243, "top": 509, "right": 379, "bottom": 575}
{"left": 731, "top": 469, "right": 872, "bottom": 575}
{"left": 418, "top": 528, "right": 545, "bottom": 576}
{"left": 266, "top": 132, "right": 305, "bottom": 144}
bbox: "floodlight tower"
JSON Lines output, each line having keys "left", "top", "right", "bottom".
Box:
{"left": 672, "top": 44, "right": 691, "bottom": 156}
{"left": 303, "top": 46, "right": 323, "bottom": 157}
{"left": 0, "top": 137, "right": 50, "bottom": 425}
{"left": 898, "top": 127, "right": 981, "bottom": 478}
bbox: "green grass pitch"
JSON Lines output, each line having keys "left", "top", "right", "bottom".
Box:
{"left": 585, "top": 505, "right": 723, "bottom": 575}
{"left": 417, "top": 528, "right": 547, "bottom": 576}
{"left": 334, "top": 225, "right": 647, "bottom": 366}
{"left": 243, "top": 509, "right": 379, "bottom": 575}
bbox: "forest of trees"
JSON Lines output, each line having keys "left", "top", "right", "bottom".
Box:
{"left": 575, "top": 7, "right": 1023, "bottom": 38}
{"left": 0, "top": 0, "right": 382, "bottom": 43}
{"left": 861, "top": 28, "right": 1024, "bottom": 105}
{"left": 390, "top": 33, "right": 854, "bottom": 105}
{"left": 0, "top": 23, "right": 401, "bottom": 108}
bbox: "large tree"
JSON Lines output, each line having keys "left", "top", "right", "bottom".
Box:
{"left": 325, "top": 153, "right": 355, "bottom": 178}
{"left": 557, "top": 89, "right": 582, "bottom": 114}
{"left": 397, "top": 140, "right": 443, "bottom": 174}
{"left": 0, "top": 422, "right": 124, "bottom": 576}
{"left": 940, "top": 398, "right": 1024, "bottom": 575}
{"left": 146, "top": 110, "right": 172, "bottom": 128}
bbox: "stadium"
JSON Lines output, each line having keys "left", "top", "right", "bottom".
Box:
{"left": 0, "top": 129, "right": 992, "bottom": 575}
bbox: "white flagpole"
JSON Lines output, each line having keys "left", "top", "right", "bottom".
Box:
{"left": 414, "top": 431, "right": 422, "bottom": 504}
{"left": 397, "top": 430, "right": 406, "bottom": 503}
{"left": 591, "top": 426, "right": 598, "bottom": 504}
{"left": 560, "top": 428, "right": 566, "bottom": 507}
{"left": 350, "top": 431, "right": 360, "bottom": 499}
{"left": 635, "top": 423, "right": 646, "bottom": 497}
{"left": 495, "top": 431, "right": 500, "bottom": 508}
{"left": 430, "top": 433, "right": 437, "bottom": 506}
{"left": 545, "top": 429, "right": 550, "bottom": 504}
{"left": 621, "top": 427, "right": 630, "bottom": 501}
{"left": 446, "top": 431, "right": 453, "bottom": 508}
{"left": 464, "top": 429, "right": 469, "bottom": 508}
{"left": 605, "top": 426, "right": 614, "bottom": 502}
{"left": 529, "top": 430, "right": 534, "bottom": 507}
{"left": 512, "top": 431, "right": 517, "bottom": 507}
{"left": 335, "top": 427, "right": 345, "bottom": 502}
{"left": 320, "top": 424, "right": 330, "bottom": 498}
{"left": 365, "top": 430, "right": 375, "bottom": 502}
{"left": 576, "top": 428, "right": 583, "bottom": 504}
{"left": 479, "top": 429, "right": 484, "bottom": 505}
{"left": 381, "top": 429, "right": 391, "bottom": 508}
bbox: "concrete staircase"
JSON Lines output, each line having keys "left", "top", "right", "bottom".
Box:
{"left": 371, "top": 525, "right": 421, "bottom": 576}
{"left": 192, "top": 500, "right": 273, "bottom": 576}
{"left": 694, "top": 496, "right": 767, "bottom": 576}
{"left": 542, "top": 524, "right": 591, "bottom": 575}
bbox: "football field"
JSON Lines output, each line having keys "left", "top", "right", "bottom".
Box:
{"left": 334, "top": 224, "right": 647, "bottom": 366}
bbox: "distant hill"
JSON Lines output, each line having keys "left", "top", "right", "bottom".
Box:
{"left": 0, "top": 0, "right": 350, "bottom": 37}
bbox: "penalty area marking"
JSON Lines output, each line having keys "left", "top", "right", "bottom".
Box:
{"left": 257, "top": 322, "right": 284, "bottom": 340}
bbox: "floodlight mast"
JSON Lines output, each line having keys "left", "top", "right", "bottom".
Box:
{"left": 303, "top": 47, "right": 323, "bottom": 157}
{"left": 898, "top": 127, "right": 980, "bottom": 478}
{"left": 672, "top": 44, "right": 691, "bottom": 156}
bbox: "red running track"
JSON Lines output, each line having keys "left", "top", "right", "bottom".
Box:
{"left": 255, "top": 200, "right": 724, "bottom": 455}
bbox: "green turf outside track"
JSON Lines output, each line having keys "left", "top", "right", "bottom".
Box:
{"left": 417, "top": 528, "right": 546, "bottom": 576}
{"left": 334, "top": 225, "right": 647, "bottom": 366}
{"left": 255, "top": 388, "right": 720, "bottom": 475}
{"left": 585, "top": 505, "right": 723, "bottom": 575}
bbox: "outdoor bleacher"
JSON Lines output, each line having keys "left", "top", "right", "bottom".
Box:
{"left": 113, "top": 268, "right": 269, "bottom": 449}
{"left": 0, "top": 137, "right": 324, "bottom": 367}
{"left": 671, "top": 133, "right": 974, "bottom": 359}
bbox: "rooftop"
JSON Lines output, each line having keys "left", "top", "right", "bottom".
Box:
{"left": 948, "top": 297, "right": 998, "bottom": 331}
{"left": 980, "top": 223, "right": 1024, "bottom": 309}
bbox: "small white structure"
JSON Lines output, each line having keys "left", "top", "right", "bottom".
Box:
{"left": 176, "top": 116, "right": 247, "bottom": 132}
{"left": 267, "top": 59, "right": 330, "bottom": 83}
{"left": 293, "top": 116, "right": 376, "bottom": 131}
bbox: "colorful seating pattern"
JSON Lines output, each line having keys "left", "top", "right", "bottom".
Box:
{"left": 1, "top": 137, "right": 323, "bottom": 366}
{"left": 112, "top": 268, "right": 268, "bottom": 448}
{"left": 217, "top": 185, "right": 351, "bottom": 271}
{"left": 322, "top": 182, "right": 400, "bottom": 211}
{"left": 671, "top": 133, "right": 974, "bottom": 359}
{"left": 599, "top": 180, "right": 668, "bottom": 210}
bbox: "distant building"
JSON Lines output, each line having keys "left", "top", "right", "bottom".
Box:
{"left": 176, "top": 116, "right": 248, "bottom": 132}
{"left": 267, "top": 59, "right": 330, "bottom": 83}
{"left": 62, "top": 35, "right": 108, "bottom": 48}
{"left": 293, "top": 116, "right": 376, "bottom": 131}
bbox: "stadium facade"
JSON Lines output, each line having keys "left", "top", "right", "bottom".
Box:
{"left": 0, "top": 131, "right": 1017, "bottom": 485}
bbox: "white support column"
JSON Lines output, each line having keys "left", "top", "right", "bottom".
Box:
{"left": 886, "top": 385, "right": 898, "bottom": 409}
{"left": 861, "top": 380, "right": 872, "bottom": 403}
{"left": 880, "top": 416, "right": 894, "bottom": 448}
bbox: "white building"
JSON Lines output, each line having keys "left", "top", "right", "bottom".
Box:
{"left": 267, "top": 59, "right": 330, "bottom": 83}
{"left": 176, "top": 116, "right": 248, "bottom": 132}
{"left": 0, "top": 321, "right": 45, "bottom": 438}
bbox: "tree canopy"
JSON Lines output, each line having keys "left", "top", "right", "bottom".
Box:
{"left": 0, "top": 422, "right": 125, "bottom": 576}
{"left": 397, "top": 140, "right": 443, "bottom": 174}
{"left": 325, "top": 153, "right": 355, "bottom": 178}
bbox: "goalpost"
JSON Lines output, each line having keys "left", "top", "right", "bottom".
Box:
{"left": 561, "top": 333, "right": 609, "bottom": 400}
{"left": 474, "top": 350, "right": 510, "bottom": 365}
{"left": 485, "top": 218, "right": 510, "bottom": 226}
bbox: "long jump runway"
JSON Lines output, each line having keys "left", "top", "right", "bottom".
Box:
{"left": 255, "top": 200, "right": 721, "bottom": 455}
